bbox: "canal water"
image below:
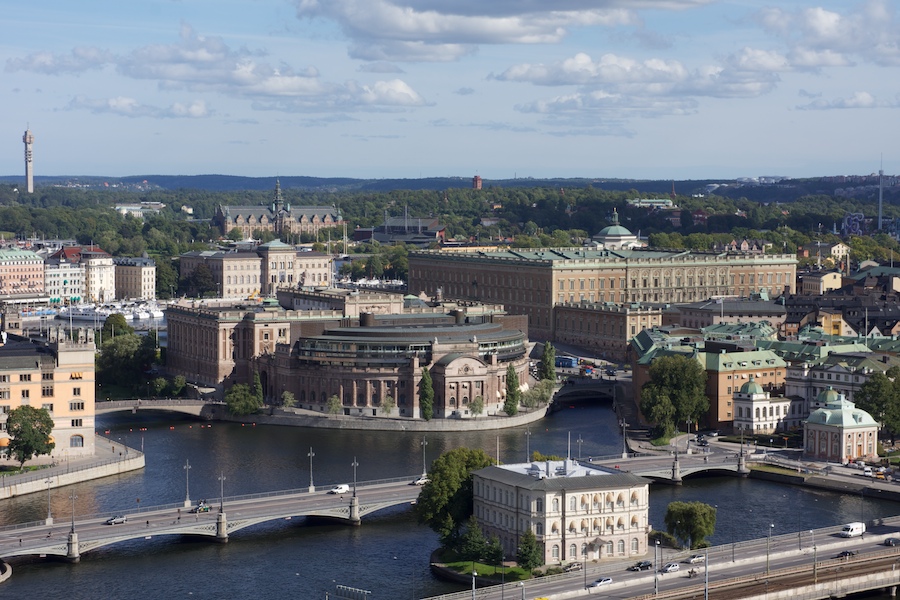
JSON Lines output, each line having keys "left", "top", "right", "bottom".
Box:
{"left": 3, "top": 403, "right": 900, "bottom": 599}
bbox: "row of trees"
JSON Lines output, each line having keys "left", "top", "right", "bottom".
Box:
{"left": 639, "top": 355, "right": 709, "bottom": 439}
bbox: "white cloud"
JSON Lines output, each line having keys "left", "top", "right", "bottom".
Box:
{"left": 6, "top": 46, "right": 113, "bottom": 75}
{"left": 293, "top": 0, "right": 714, "bottom": 61}
{"left": 796, "top": 91, "right": 897, "bottom": 110}
{"left": 68, "top": 96, "right": 211, "bottom": 118}
{"left": 357, "top": 62, "right": 405, "bottom": 73}
{"left": 757, "top": 0, "right": 900, "bottom": 67}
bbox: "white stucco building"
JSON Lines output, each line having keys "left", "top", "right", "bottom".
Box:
{"left": 473, "top": 460, "right": 650, "bottom": 566}
{"left": 732, "top": 376, "right": 803, "bottom": 434}
{"left": 804, "top": 387, "right": 879, "bottom": 463}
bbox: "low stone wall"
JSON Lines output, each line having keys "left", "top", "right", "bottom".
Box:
{"left": 0, "top": 560, "right": 11, "bottom": 583}
{"left": 219, "top": 404, "right": 550, "bottom": 432}
{"left": 0, "top": 454, "right": 145, "bottom": 501}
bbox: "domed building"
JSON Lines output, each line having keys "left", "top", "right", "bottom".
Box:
{"left": 589, "top": 209, "right": 645, "bottom": 250}
{"left": 803, "top": 386, "right": 879, "bottom": 462}
{"left": 732, "top": 375, "right": 801, "bottom": 434}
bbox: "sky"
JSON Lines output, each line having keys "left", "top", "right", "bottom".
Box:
{"left": 2, "top": 0, "right": 898, "bottom": 181}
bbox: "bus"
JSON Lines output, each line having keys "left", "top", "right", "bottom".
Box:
{"left": 555, "top": 356, "right": 578, "bottom": 369}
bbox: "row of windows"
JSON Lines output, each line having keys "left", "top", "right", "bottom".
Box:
{"left": 550, "top": 539, "right": 639, "bottom": 559}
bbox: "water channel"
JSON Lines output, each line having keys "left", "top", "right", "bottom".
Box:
{"left": 3, "top": 402, "right": 900, "bottom": 599}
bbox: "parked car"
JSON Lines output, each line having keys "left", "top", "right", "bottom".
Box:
{"left": 660, "top": 563, "right": 680, "bottom": 573}
{"left": 329, "top": 484, "right": 350, "bottom": 494}
{"left": 105, "top": 515, "right": 127, "bottom": 525}
{"left": 587, "top": 577, "right": 613, "bottom": 587}
{"left": 563, "top": 562, "right": 583, "bottom": 573}
{"left": 863, "top": 467, "right": 874, "bottom": 477}
{"left": 835, "top": 550, "right": 858, "bottom": 559}
{"left": 884, "top": 538, "right": 900, "bottom": 547}
{"left": 697, "top": 439, "right": 710, "bottom": 447}
{"left": 627, "top": 560, "right": 653, "bottom": 571}
{"left": 685, "top": 554, "right": 706, "bottom": 564}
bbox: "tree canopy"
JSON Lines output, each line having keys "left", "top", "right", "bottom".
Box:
{"left": 516, "top": 528, "right": 544, "bottom": 570}
{"left": 855, "top": 367, "right": 900, "bottom": 443}
{"left": 504, "top": 364, "right": 520, "bottom": 416}
{"left": 224, "top": 383, "right": 262, "bottom": 416}
{"left": 640, "top": 355, "right": 708, "bottom": 438}
{"left": 419, "top": 368, "right": 434, "bottom": 421}
{"left": 6, "top": 405, "right": 55, "bottom": 468}
{"left": 663, "top": 501, "right": 717, "bottom": 550}
{"left": 416, "top": 447, "right": 494, "bottom": 547}
{"left": 538, "top": 342, "right": 556, "bottom": 382}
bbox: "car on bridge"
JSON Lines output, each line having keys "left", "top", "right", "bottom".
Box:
{"left": 885, "top": 538, "right": 900, "bottom": 547}
{"left": 329, "top": 484, "right": 350, "bottom": 494}
{"left": 587, "top": 577, "right": 612, "bottom": 587}
{"left": 685, "top": 554, "right": 705, "bottom": 564}
{"left": 627, "top": 560, "right": 653, "bottom": 571}
{"left": 835, "top": 550, "right": 858, "bottom": 559}
{"left": 190, "top": 500, "right": 211, "bottom": 513}
{"left": 411, "top": 476, "right": 430, "bottom": 486}
{"left": 105, "top": 515, "right": 127, "bottom": 525}
{"left": 660, "top": 562, "right": 680, "bottom": 573}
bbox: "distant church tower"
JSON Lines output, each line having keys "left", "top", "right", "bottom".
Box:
{"left": 23, "top": 128, "right": 34, "bottom": 194}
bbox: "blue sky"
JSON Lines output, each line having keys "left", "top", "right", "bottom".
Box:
{"left": 2, "top": 0, "right": 898, "bottom": 180}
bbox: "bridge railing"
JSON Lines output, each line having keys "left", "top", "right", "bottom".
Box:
{"left": 0, "top": 474, "right": 422, "bottom": 534}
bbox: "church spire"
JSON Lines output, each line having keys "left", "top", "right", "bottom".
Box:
{"left": 273, "top": 179, "right": 283, "bottom": 212}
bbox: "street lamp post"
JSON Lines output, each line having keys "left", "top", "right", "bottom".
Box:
{"left": 69, "top": 490, "right": 77, "bottom": 533}
{"left": 218, "top": 472, "right": 226, "bottom": 512}
{"left": 525, "top": 429, "right": 531, "bottom": 462}
{"left": 308, "top": 447, "right": 316, "bottom": 493}
{"left": 421, "top": 435, "right": 428, "bottom": 476}
{"left": 811, "top": 529, "right": 817, "bottom": 584}
{"left": 654, "top": 539, "right": 660, "bottom": 596}
{"left": 519, "top": 582, "right": 525, "bottom": 600}
{"left": 352, "top": 457, "right": 359, "bottom": 498}
{"left": 471, "top": 569, "right": 477, "bottom": 600}
{"left": 183, "top": 459, "right": 191, "bottom": 507}
{"left": 45, "top": 478, "right": 53, "bottom": 524}
{"left": 621, "top": 419, "right": 628, "bottom": 459}
{"left": 576, "top": 435, "right": 584, "bottom": 460}
{"left": 766, "top": 523, "right": 774, "bottom": 576}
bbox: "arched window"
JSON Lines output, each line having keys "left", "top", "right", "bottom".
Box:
{"left": 552, "top": 545, "right": 560, "bottom": 559}
{"left": 536, "top": 523, "right": 543, "bottom": 535}
{"left": 69, "top": 435, "right": 84, "bottom": 448}
{"left": 605, "top": 541, "right": 614, "bottom": 556}
{"left": 581, "top": 543, "right": 588, "bottom": 557}
{"left": 569, "top": 544, "right": 577, "bottom": 558}
{"left": 569, "top": 497, "right": 577, "bottom": 511}
{"left": 536, "top": 498, "right": 543, "bottom": 512}
{"left": 552, "top": 498, "right": 560, "bottom": 512}
{"left": 631, "top": 538, "right": 640, "bottom": 553}
{"left": 617, "top": 540, "right": 625, "bottom": 555}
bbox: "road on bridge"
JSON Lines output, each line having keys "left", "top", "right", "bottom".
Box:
{"left": 0, "top": 476, "right": 422, "bottom": 561}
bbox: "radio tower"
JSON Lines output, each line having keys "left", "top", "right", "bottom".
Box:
{"left": 23, "top": 127, "right": 34, "bottom": 194}
{"left": 878, "top": 156, "right": 884, "bottom": 231}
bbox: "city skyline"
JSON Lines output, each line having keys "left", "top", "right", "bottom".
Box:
{"left": 2, "top": 1, "right": 898, "bottom": 180}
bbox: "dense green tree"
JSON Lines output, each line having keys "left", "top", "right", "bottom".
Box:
{"left": 663, "top": 501, "right": 717, "bottom": 549}
{"left": 100, "top": 313, "right": 134, "bottom": 341}
{"left": 538, "top": 342, "right": 556, "bottom": 382}
{"left": 470, "top": 395, "right": 484, "bottom": 417}
{"left": 281, "top": 391, "right": 296, "bottom": 408}
{"left": 516, "top": 528, "right": 544, "bottom": 570}
{"left": 252, "top": 371, "right": 264, "bottom": 405}
{"left": 224, "top": 383, "right": 261, "bottom": 416}
{"left": 855, "top": 367, "right": 900, "bottom": 443}
{"left": 6, "top": 406, "right": 55, "bottom": 468}
{"left": 96, "top": 334, "right": 143, "bottom": 386}
{"left": 170, "top": 375, "right": 186, "bottom": 397}
{"left": 416, "top": 447, "right": 494, "bottom": 547}
{"left": 640, "top": 355, "right": 708, "bottom": 437}
{"left": 381, "top": 394, "right": 395, "bottom": 415}
{"left": 504, "top": 364, "right": 520, "bottom": 416}
{"left": 327, "top": 394, "right": 343, "bottom": 415}
{"left": 486, "top": 535, "right": 504, "bottom": 572}
{"left": 458, "top": 515, "right": 488, "bottom": 561}
{"left": 419, "top": 368, "right": 434, "bottom": 421}
{"left": 155, "top": 258, "right": 179, "bottom": 298}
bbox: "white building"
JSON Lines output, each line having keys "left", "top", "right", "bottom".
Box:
{"left": 473, "top": 460, "right": 650, "bottom": 566}
{"left": 732, "top": 376, "right": 802, "bottom": 434}
{"left": 44, "top": 258, "right": 86, "bottom": 304}
{"left": 804, "top": 387, "right": 879, "bottom": 463}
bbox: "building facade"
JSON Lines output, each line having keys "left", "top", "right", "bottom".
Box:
{"left": 553, "top": 302, "right": 663, "bottom": 363}
{"left": 44, "top": 258, "right": 85, "bottom": 305}
{"left": 0, "top": 328, "right": 96, "bottom": 458}
{"left": 0, "top": 248, "right": 45, "bottom": 296}
{"left": 804, "top": 388, "right": 879, "bottom": 462}
{"left": 732, "top": 376, "right": 802, "bottom": 434}
{"left": 213, "top": 180, "right": 344, "bottom": 241}
{"left": 50, "top": 246, "right": 116, "bottom": 303}
{"left": 114, "top": 256, "right": 156, "bottom": 300}
{"left": 473, "top": 461, "right": 650, "bottom": 564}
{"left": 408, "top": 248, "right": 797, "bottom": 341}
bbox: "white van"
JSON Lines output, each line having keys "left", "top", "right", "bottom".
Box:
{"left": 840, "top": 522, "right": 866, "bottom": 538}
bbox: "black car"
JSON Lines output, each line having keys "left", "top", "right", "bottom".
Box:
{"left": 628, "top": 560, "right": 653, "bottom": 571}
{"left": 835, "top": 550, "right": 858, "bottom": 559}
{"left": 886, "top": 538, "right": 900, "bottom": 547}
{"left": 697, "top": 439, "right": 710, "bottom": 447}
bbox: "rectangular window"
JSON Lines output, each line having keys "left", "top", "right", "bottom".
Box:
{"left": 21, "top": 390, "right": 30, "bottom": 399}
{"left": 0, "top": 405, "right": 9, "bottom": 414}
{"left": 42, "top": 372, "right": 54, "bottom": 381}
{"left": 0, "top": 375, "right": 7, "bottom": 383}
{"left": 42, "top": 386, "right": 54, "bottom": 397}
{"left": 71, "top": 419, "right": 83, "bottom": 427}
{"left": 42, "top": 403, "right": 54, "bottom": 412}
{"left": 19, "top": 374, "right": 31, "bottom": 382}
{"left": 73, "top": 387, "right": 81, "bottom": 397}
{"left": 69, "top": 401, "right": 85, "bottom": 411}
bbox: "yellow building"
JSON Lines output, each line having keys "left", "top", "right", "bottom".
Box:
{"left": 0, "top": 328, "right": 96, "bottom": 458}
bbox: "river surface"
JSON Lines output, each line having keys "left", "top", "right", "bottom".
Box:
{"left": 3, "top": 403, "right": 900, "bottom": 599}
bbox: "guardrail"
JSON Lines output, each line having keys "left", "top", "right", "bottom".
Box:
{"left": 0, "top": 474, "right": 421, "bottom": 534}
